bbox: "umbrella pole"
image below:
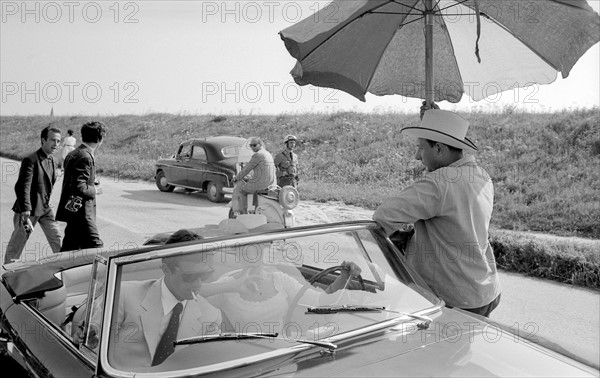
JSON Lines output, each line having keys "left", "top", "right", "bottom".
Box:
{"left": 424, "top": 0, "right": 434, "bottom": 107}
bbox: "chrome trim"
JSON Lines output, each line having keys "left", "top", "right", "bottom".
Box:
{"left": 17, "top": 301, "right": 97, "bottom": 369}
{"left": 157, "top": 164, "right": 233, "bottom": 180}
{"left": 100, "top": 222, "right": 445, "bottom": 377}
{"left": 112, "top": 222, "right": 380, "bottom": 265}
{"left": 99, "top": 257, "right": 136, "bottom": 378}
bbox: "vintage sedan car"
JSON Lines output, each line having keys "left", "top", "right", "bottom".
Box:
{"left": 154, "top": 136, "right": 246, "bottom": 202}
{"left": 1, "top": 221, "right": 598, "bottom": 377}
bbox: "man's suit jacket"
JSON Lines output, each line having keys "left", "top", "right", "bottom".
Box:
{"left": 55, "top": 144, "right": 97, "bottom": 223}
{"left": 236, "top": 148, "right": 276, "bottom": 192}
{"left": 12, "top": 149, "right": 56, "bottom": 216}
{"left": 109, "top": 279, "right": 222, "bottom": 370}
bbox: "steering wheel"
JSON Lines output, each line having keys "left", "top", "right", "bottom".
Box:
{"left": 308, "top": 265, "right": 366, "bottom": 291}
{"left": 282, "top": 265, "right": 366, "bottom": 336}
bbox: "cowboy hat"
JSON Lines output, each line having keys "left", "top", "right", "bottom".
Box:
{"left": 401, "top": 110, "right": 477, "bottom": 152}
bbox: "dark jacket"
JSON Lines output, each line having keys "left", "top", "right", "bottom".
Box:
{"left": 56, "top": 144, "right": 97, "bottom": 223}
{"left": 12, "top": 149, "right": 56, "bottom": 216}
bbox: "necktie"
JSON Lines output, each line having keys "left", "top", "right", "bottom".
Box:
{"left": 152, "top": 302, "right": 183, "bottom": 366}
{"left": 46, "top": 155, "right": 55, "bottom": 180}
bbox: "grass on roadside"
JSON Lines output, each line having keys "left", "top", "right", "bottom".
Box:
{"left": 1, "top": 109, "right": 598, "bottom": 289}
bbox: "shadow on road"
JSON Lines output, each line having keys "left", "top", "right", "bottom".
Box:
{"left": 120, "top": 189, "right": 230, "bottom": 208}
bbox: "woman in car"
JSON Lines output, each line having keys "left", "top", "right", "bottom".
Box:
{"left": 198, "top": 246, "right": 361, "bottom": 334}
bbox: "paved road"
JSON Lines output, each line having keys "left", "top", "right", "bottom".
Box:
{"left": 1, "top": 157, "right": 598, "bottom": 366}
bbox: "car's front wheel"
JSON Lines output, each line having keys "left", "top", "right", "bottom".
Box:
{"left": 206, "top": 181, "right": 224, "bottom": 203}
{"left": 155, "top": 170, "right": 175, "bottom": 192}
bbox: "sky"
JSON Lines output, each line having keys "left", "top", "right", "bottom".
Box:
{"left": 1, "top": 0, "right": 599, "bottom": 116}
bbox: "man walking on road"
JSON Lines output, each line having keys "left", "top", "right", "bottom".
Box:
{"left": 4, "top": 125, "right": 62, "bottom": 264}
{"left": 56, "top": 121, "right": 107, "bottom": 252}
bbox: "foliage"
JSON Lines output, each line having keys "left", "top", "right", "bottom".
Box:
{"left": 2, "top": 109, "right": 597, "bottom": 237}
{"left": 491, "top": 230, "right": 600, "bottom": 289}
{"left": 1, "top": 109, "right": 598, "bottom": 288}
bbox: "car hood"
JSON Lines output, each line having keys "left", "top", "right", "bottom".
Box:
{"left": 285, "top": 310, "right": 598, "bottom": 378}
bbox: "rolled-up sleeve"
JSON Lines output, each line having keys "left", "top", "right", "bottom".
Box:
{"left": 373, "top": 176, "right": 440, "bottom": 235}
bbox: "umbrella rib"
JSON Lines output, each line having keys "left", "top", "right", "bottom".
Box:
{"left": 302, "top": 1, "right": 423, "bottom": 60}
{"left": 456, "top": 2, "right": 561, "bottom": 72}
{"left": 363, "top": 1, "right": 426, "bottom": 95}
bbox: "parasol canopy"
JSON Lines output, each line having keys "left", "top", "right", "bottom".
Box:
{"left": 279, "top": 0, "right": 600, "bottom": 105}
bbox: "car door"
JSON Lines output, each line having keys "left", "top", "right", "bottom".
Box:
{"left": 170, "top": 143, "right": 193, "bottom": 186}
{"left": 0, "top": 273, "right": 97, "bottom": 377}
{"left": 188, "top": 144, "right": 208, "bottom": 189}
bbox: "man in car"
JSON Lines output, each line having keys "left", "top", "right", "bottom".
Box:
{"left": 108, "top": 230, "right": 221, "bottom": 369}
{"left": 74, "top": 230, "right": 222, "bottom": 369}
{"left": 231, "top": 137, "right": 276, "bottom": 214}
{"left": 373, "top": 109, "right": 501, "bottom": 317}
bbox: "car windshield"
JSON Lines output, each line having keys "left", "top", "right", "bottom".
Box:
{"left": 221, "top": 145, "right": 241, "bottom": 158}
{"left": 105, "top": 225, "right": 439, "bottom": 374}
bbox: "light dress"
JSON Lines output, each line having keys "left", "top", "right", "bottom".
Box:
{"left": 209, "top": 270, "right": 313, "bottom": 333}
{"left": 61, "top": 135, "right": 77, "bottom": 161}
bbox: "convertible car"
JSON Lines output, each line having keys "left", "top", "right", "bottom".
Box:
{"left": 154, "top": 136, "right": 246, "bottom": 202}
{"left": 1, "top": 221, "right": 598, "bottom": 377}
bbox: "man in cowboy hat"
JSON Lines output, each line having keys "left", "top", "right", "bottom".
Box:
{"left": 274, "top": 134, "right": 299, "bottom": 187}
{"left": 373, "top": 110, "right": 501, "bottom": 317}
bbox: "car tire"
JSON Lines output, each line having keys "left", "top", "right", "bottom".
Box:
{"left": 155, "top": 170, "right": 175, "bottom": 192}
{"left": 206, "top": 181, "right": 224, "bottom": 203}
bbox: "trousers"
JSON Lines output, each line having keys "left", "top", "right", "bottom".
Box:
{"left": 4, "top": 210, "right": 61, "bottom": 264}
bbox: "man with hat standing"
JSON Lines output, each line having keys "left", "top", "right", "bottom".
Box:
{"left": 274, "top": 134, "right": 299, "bottom": 187}
{"left": 373, "top": 110, "right": 501, "bottom": 317}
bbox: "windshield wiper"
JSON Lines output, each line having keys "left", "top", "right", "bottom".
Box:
{"left": 306, "top": 305, "right": 386, "bottom": 314}
{"left": 175, "top": 332, "right": 278, "bottom": 345}
{"left": 174, "top": 332, "right": 337, "bottom": 350}
{"left": 307, "top": 305, "right": 433, "bottom": 328}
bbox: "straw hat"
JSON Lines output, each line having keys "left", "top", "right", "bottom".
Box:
{"left": 401, "top": 110, "right": 477, "bottom": 152}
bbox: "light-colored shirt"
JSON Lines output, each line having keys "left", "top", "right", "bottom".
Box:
{"left": 236, "top": 148, "right": 276, "bottom": 191}
{"left": 373, "top": 155, "right": 501, "bottom": 308}
{"left": 63, "top": 135, "right": 76, "bottom": 147}
{"left": 159, "top": 279, "right": 187, "bottom": 337}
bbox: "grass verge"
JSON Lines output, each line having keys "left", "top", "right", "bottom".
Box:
{"left": 0, "top": 110, "right": 598, "bottom": 289}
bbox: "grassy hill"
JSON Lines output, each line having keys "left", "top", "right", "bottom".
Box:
{"left": 1, "top": 109, "right": 599, "bottom": 287}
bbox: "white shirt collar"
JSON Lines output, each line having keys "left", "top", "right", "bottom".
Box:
{"left": 160, "top": 278, "right": 186, "bottom": 316}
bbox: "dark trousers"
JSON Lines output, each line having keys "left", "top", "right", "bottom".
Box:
{"left": 277, "top": 176, "right": 297, "bottom": 188}
{"left": 461, "top": 294, "right": 501, "bottom": 318}
{"left": 60, "top": 219, "right": 103, "bottom": 252}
